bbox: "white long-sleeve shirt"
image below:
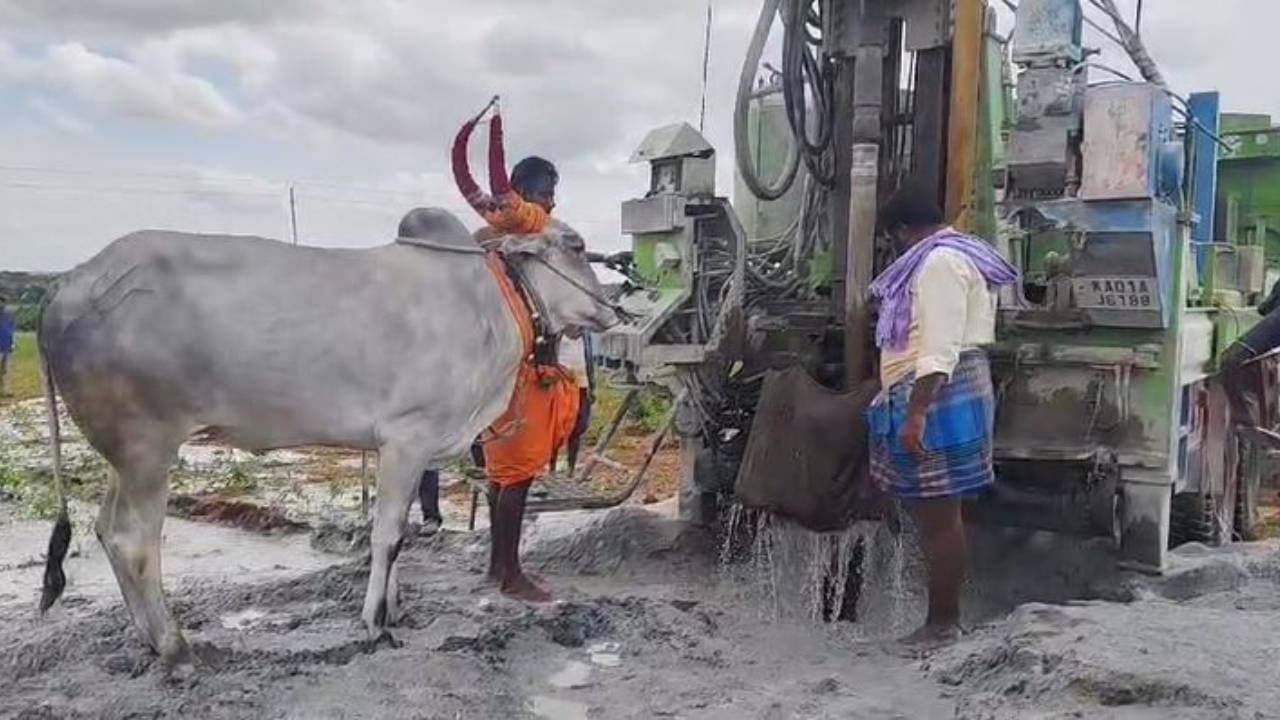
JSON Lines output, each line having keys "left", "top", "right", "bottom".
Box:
{"left": 878, "top": 248, "right": 998, "bottom": 389}
{"left": 559, "top": 336, "right": 590, "bottom": 388}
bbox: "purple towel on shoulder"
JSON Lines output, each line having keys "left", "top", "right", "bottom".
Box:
{"left": 868, "top": 228, "right": 1018, "bottom": 351}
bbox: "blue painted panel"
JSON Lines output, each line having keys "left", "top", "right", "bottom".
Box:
{"left": 1026, "top": 198, "right": 1180, "bottom": 328}
{"left": 1188, "top": 91, "right": 1221, "bottom": 282}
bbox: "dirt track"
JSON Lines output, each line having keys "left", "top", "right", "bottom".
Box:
{"left": 3, "top": 499, "right": 1279, "bottom": 719}
{"left": 1, "top": 506, "right": 956, "bottom": 719}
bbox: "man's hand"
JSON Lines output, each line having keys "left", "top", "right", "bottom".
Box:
{"left": 902, "top": 372, "right": 947, "bottom": 456}
{"left": 900, "top": 411, "right": 927, "bottom": 455}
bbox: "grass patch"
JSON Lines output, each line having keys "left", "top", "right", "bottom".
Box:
{"left": 0, "top": 464, "right": 69, "bottom": 521}
{"left": 585, "top": 384, "right": 672, "bottom": 444}
{"left": 1256, "top": 497, "right": 1280, "bottom": 540}
{"left": 2, "top": 332, "right": 41, "bottom": 405}
{"left": 0, "top": 463, "right": 23, "bottom": 493}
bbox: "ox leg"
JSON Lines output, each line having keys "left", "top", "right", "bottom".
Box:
{"left": 95, "top": 438, "right": 189, "bottom": 666}
{"left": 361, "top": 441, "right": 425, "bottom": 641}
{"left": 385, "top": 555, "right": 403, "bottom": 626}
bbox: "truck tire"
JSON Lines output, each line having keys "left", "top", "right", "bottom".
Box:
{"left": 1234, "top": 451, "right": 1261, "bottom": 541}
{"left": 1170, "top": 492, "right": 1217, "bottom": 547}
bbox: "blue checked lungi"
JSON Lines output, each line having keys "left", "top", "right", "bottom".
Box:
{"left": 866, "top": 350, "right": 995, "bottom": 500}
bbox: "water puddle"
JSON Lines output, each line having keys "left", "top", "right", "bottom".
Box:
{"left": 529, "top": 695, "right": 589, "bottom": 720}
{"left": 719, "top": 504, "right": 921, "bottom": 638}
{"left": 0, "top": 517, "right": 339, "bottom": 608}
{"left": 221, "top": 608, "right": 270, "bottom": 630}
{"left": 547, "top": 660, "right": 593, "bottom": 689}
{"left": 587, "top": 641, "right": 622, "bottom": 668}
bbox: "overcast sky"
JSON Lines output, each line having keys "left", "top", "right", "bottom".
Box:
{"left": 0, "top": 0, "right": 1267, "bottom": 271}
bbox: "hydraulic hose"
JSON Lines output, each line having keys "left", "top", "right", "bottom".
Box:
{"left": 780, "top": 0, "right": 835, "bottom": 186}
{"left": 735, "top": 0, "right": 801, "bottom": 201}
{"left": 1088, "top": 0, "right": 1165, "bottom": 88}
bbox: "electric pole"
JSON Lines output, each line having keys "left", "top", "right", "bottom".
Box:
{"left": 289, "top": 183, "right": 299, "bottom": 245}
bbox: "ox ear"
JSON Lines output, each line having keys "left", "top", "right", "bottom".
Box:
{"left": 498, "top": 233, "right": 552, "bottom": 257}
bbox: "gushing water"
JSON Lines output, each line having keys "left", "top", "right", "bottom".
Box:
{"left": 719, "top": 504, "right": 924, "bottom": 639}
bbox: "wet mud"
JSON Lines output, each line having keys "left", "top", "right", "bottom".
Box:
{"left": 4, "top": 398, "right": 1279, "bottom": 718}
{"left": 3, "top": 501, "right": 1278, "bottom": 719}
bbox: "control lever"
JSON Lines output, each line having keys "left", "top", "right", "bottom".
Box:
{"left": 587, "top": 250, "right": 634, "bottom": 270}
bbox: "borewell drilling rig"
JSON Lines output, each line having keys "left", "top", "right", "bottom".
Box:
{"left": 593, "top": 0, "right": 1268, "bottom": 573}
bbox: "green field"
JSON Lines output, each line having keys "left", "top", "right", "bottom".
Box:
{"left": 2, "top": 332, "right": 40, "bottom": 404}
{"left": 0, "top": 329, "right": 669, "bottom": 436}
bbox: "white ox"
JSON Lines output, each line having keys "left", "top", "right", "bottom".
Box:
{"left": 36, "top": 208, "right": 617, "bottom": 665}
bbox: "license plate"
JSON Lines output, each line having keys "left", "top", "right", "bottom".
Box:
{"left": 1074, "top": 276, "right": 1158, "bottom": 310}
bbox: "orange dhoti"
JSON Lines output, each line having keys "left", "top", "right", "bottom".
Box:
{"left": 481, "top": 252, "right": 580, "bottom": 486}
{"left": 483, "top": 363, "right": 580, "bottom": 487}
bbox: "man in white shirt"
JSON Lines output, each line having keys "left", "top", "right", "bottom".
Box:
{"left": 866, "top": 186, "right": 1018, "bottom": 648}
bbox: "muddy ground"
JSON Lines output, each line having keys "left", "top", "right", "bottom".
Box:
{"left": 3, "top": 400, "right": 1280, "bottom": 719}
{"left": 3, "top": 499, "right": 1279, "bottom": 719}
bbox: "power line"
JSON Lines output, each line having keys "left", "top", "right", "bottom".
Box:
{"left": 0, "top": 180, "right": 281, "bottom": 198}
{"left": 293, "top": 180, "right": 422, "bottom": 197}
{"left": 0, "top": 181, "right": 432, "bottom": 211}
{"left": 0, "top": 163, "right": 271, "bottom": 185}
{"left": 289, "top": 184, "right": 299, "bottom": 245}
{"left": 0, "top": 163, "right": 437, "bottom": 198}
{"left": 0, "top": 179, "right": 621, "bottom": 218}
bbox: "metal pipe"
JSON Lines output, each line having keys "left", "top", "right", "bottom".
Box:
{"left": 844, "top": 143, "right": 879, "bottom": 388}
{"left": 828, "top": 57, "right": 855, "bottom": 332}
{"left": 946, "top": 0, "right": 985, "bottom": 230}
{"left": 851, "top": 44, "right": 884, "bottom": 145}
{"left": 838, "top": 29, "right": 886, "bottom": 389}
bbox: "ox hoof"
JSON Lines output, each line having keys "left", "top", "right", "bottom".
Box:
{"left": 367, "top": 592, "right": 403, "bottom": 631}
{"left": 385, "top": 592, "right": 403, "bottom": 627}
{"left": 365, "top": 629, "right": 402, "bottom": 652}
{"left": 158, "top": 635, "right": 196, "bottom": 676}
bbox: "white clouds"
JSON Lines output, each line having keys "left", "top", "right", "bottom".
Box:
{"left": 0, "top": 0, "right": 1275, "bottom": 273}
{"left": 0, "top": 1, "right": 722, "bottom": 161}
{"left": 0, "top": 38, "right": 38, "bottom": 81}
{"left": 0, "top": 0, "right": 309, "bottom": 36}
{"left": 481, "top": 18, "right": 598, "bottom": 77}
{"left": 993, "top": 0, "right": 1280, "bottom": 116}
{"left": 134, "top": 25, "right": 278, "bottom": 90}
{"left": 44, "top": 42, "right": 242, "bottom": 129}
{"left": 0, "top": 0, "right": 798, "bottom": 270}
{"left": 27, "top": 95, "right": 93, "bottom": 135}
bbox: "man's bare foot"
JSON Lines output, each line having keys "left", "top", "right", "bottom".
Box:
{"left": 485, "top": 569, "right": 545, "bottom": 585}
{"left": 500, "top": 573, "right": 552, "bottom": 603}
{"left": 896, "top": 624, "right": 960, "bottom": 653}
{"left": 484, "top": 569, "right": 546, "bottom": 586}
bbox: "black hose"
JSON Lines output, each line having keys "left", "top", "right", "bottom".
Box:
{"left": 735, "top": 0, "right": 802, "bottom": 201}
{"left": 735, "top": 0, "right": 836, "bottom": 199}
{"left": 780, "top": 0, "right": 836, "bottom": 186}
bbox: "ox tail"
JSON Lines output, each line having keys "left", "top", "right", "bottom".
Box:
{"left": 37, "top": 317, "right": 71, "bottom": 615}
